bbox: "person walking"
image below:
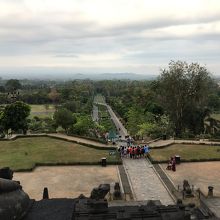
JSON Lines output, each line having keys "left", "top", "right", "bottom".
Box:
{"left": 136, "top": 146, "right": 140, "bottom": 158}
{"left": 129, "top": 146, "right": 132, "bottom": 159}
{"left": 144, "top": 144, "right": 149, "bottom": 158}
{"left": 172, "top": 157, "right": 176, "bottom": 171}
{"left": 141, "top": 146, "right": 145, "bottom": 157}
{"left": 131, "top": 147, "right": 135, "bottom": 159}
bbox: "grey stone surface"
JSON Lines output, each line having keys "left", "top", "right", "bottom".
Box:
{"left": 149, "top": 139, "right": 220, "bottom": 148}
{"left": 92, "top": 105, "right": 99, "bottom": 122}
{"left": 122, "top": 158, "right": 174, "bottom": 205}
{"left": 90, "top": 184, "right": 110, "bottom": 200}
{"left": 95, "top": 102, "right": 128, "bottom": 139}
{"left": 106, "top": 104, "right": 128, "bottom": 139}
{"left": 0, "top": 178, "right": 31, "bottom": 220}
{"left": 202, "top": 197, "right": 220, "bottom": 218}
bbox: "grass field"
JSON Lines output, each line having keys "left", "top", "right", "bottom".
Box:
{"left": 0, "top": 137, "right": 120, "bottom": 171}
{"left": 94, "top": 94, "right": 106, "bottom": 104}
{"left": 150, "top": 144, "right": 220, "bottom": 161}
{"left": 30, "top": 104, "right": 55, "bottom": 119}
{"left": 211, "top": 113, "right": 220, "bottom": 121}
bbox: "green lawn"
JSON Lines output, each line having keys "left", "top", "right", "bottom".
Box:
{"left": 94, "top": 94, "right": 106, "bottom": 104}
{"left": 30, "top": 104, "right": 55, "bottom": 112}
{"left": 30, "top": 104, "right": 55, "bottom": 119}
{"left": 0, "top": 137, "right": 120, "bottom": 171}
{"left": 211, "top": 113, "right": 220, "bottom": 121}
{"left": 150, "top": 144, "right": 220, "bottom": 161}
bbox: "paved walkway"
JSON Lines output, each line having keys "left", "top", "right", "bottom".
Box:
{"left": 149, "top": 140, "right": 173, "bottom": 148}
{"left": 149, "top": 139, "right": 220, "bottom": 148}
{"left": 95, "top": 102, "right": 128, "bottom": 139}
{"left": 7, "top": 133, "right": 110, "bottom": 148}
{"left": 48, "top": 133, "right": 110, "bottom": 148}
{"left": 161, "top": 162, "right": 220, "bottom": 197}
{"left": 92, "top": 105, "right": 99, "bottom": 122}
{"left": 98, "top": 101, "right": 173, "bottom": 204}
{"left": 106, "top": 104, "right": 128, "bottom": 140}
{"left": 122, "top": 158, "right": 174, "bottom": 205}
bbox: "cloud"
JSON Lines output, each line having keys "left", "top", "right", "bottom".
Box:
{"left": 0, "top": 0, "right": 219, "bottom": 75}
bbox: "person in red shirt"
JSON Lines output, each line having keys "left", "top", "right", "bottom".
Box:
{"left": 134, "top": 147, "right": 138, "bottom": 159}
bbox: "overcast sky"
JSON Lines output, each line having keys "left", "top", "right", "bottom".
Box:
{"left": 0, "top": 0, "right": 220, "bottom": 76}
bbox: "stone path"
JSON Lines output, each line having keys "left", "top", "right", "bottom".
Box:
{"left": 95, "top": 101, "right": 128, "bottom": 140}
{"left": 92, "top": 105, "right": 99, "bottom": 122}
{"left": 149, "top": 139, "right": 220, "bottom": 148}
{"left": 122, "top": 158, "right": 174, "bottom": 205}
{"left": 161, "top": 162, "right": 220, "bottom": 197}
{"left": 100, "top": 101, "right": 173, "bottom": 204}
{"left": 106, "top": 104, "right": 128, "bottom": 140}
{"left": 8, "top": 133, "right": 110, "bottom": 148}
{"left": 149, "top": 140, "right": 174, "bottom": 148}
{"left": 48, "top": 133, "right": 110, "bottom": 148}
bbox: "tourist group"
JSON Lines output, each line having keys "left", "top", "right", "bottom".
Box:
{"left": 118, "top": 145, "right": 149, "bottom": 159}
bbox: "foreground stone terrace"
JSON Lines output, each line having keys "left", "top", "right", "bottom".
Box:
{"left": 161, "top": 161, "right": 220, "bottom": 196}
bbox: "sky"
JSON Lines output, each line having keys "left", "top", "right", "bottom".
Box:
{"left": 0, "top": 0, "right": 220, "bottom": 76}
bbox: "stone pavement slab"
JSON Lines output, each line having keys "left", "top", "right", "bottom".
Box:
{"left": 149, "top": 139, "right": 220, "bottom": 148}
{"left": 203, "top": 197, "right": 220, "bottom": 218}
{"left": 48, "top": 133, "right": 109, "bottom": 148}
{"left": 161, "top": 162, "right": 220, "bottom": 197}
{"left": 122, "top": 158, "right": 174, "bottom": 205}
{"left": 14, "top": 165, "right": 119, "bottom": 200}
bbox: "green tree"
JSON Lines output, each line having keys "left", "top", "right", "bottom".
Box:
{"left": 0, "top": 110, "right": 4, "bottom": 134}
{"left": 53, "top": 108, "right": 76, "bottom": 132}
{"left": 207, "top": 94, "right": 220, "bottom": 111}
{"left": 0, "top": 86, "right": 5, "bottom": 93}
{"left": 137, "top": 115, "right": 172, "bottom": 139}
{"left": 126, "top": 107, "right": 155, "bottom": 138}
{"left": 48, "top": 88, "right": 60, "bottom": 103}
{"left": 5, "top": 79, "right": 22, "bottom": 91}
{"left": 1, "top": 101, "right": 30, "bottom": 134}
{"left": 157, "top": 61, "right": 214, "bottom": 136}
{"left": 137, "top": 122, "right": 158, "bottom": 138}
{"left": 145, "top": 102, "right": 164, "bottom": 117}
{"left": 62, "top": 101, "right": 77, "bottom": 112}
{"left": 71, "top": 115, "right": 94, "bottom": 135}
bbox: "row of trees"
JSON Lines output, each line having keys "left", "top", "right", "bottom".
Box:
{"left": 0, "top": 101, "right": 95, "bottom": 137}
{"left": 1, "top": 61, "right": 219, "bottom": 139}
{"left": 0, "top": 79, "right": 97, "bottom": 138}
{"left": 104, "top": 61, "right": 220, "bottom": 138}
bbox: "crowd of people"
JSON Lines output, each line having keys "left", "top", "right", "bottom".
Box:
{"left": 117, "top": 143, "right": 177, "bottom": 172}
{"left": 117, "top": 133, "right": 178, "bottom": 172}
{"left": 117, "top": 144, "right": 150, "bottom": 159}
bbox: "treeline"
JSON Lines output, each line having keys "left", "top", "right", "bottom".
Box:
{"left": 0, "top": 79, "right": 96, "bottom": 138}
{"left": 97, "top": 61, "right": 220, "bottom": 139}
{"left": 1, "top": 60, "right": 220, "bottom": 139}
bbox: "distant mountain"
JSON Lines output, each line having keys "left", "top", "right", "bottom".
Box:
{"left": 67, "top": 73, "right": 156, "bottom": 80}
{"left": 0, "top": 73, "right": 156, "bottom": 81}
